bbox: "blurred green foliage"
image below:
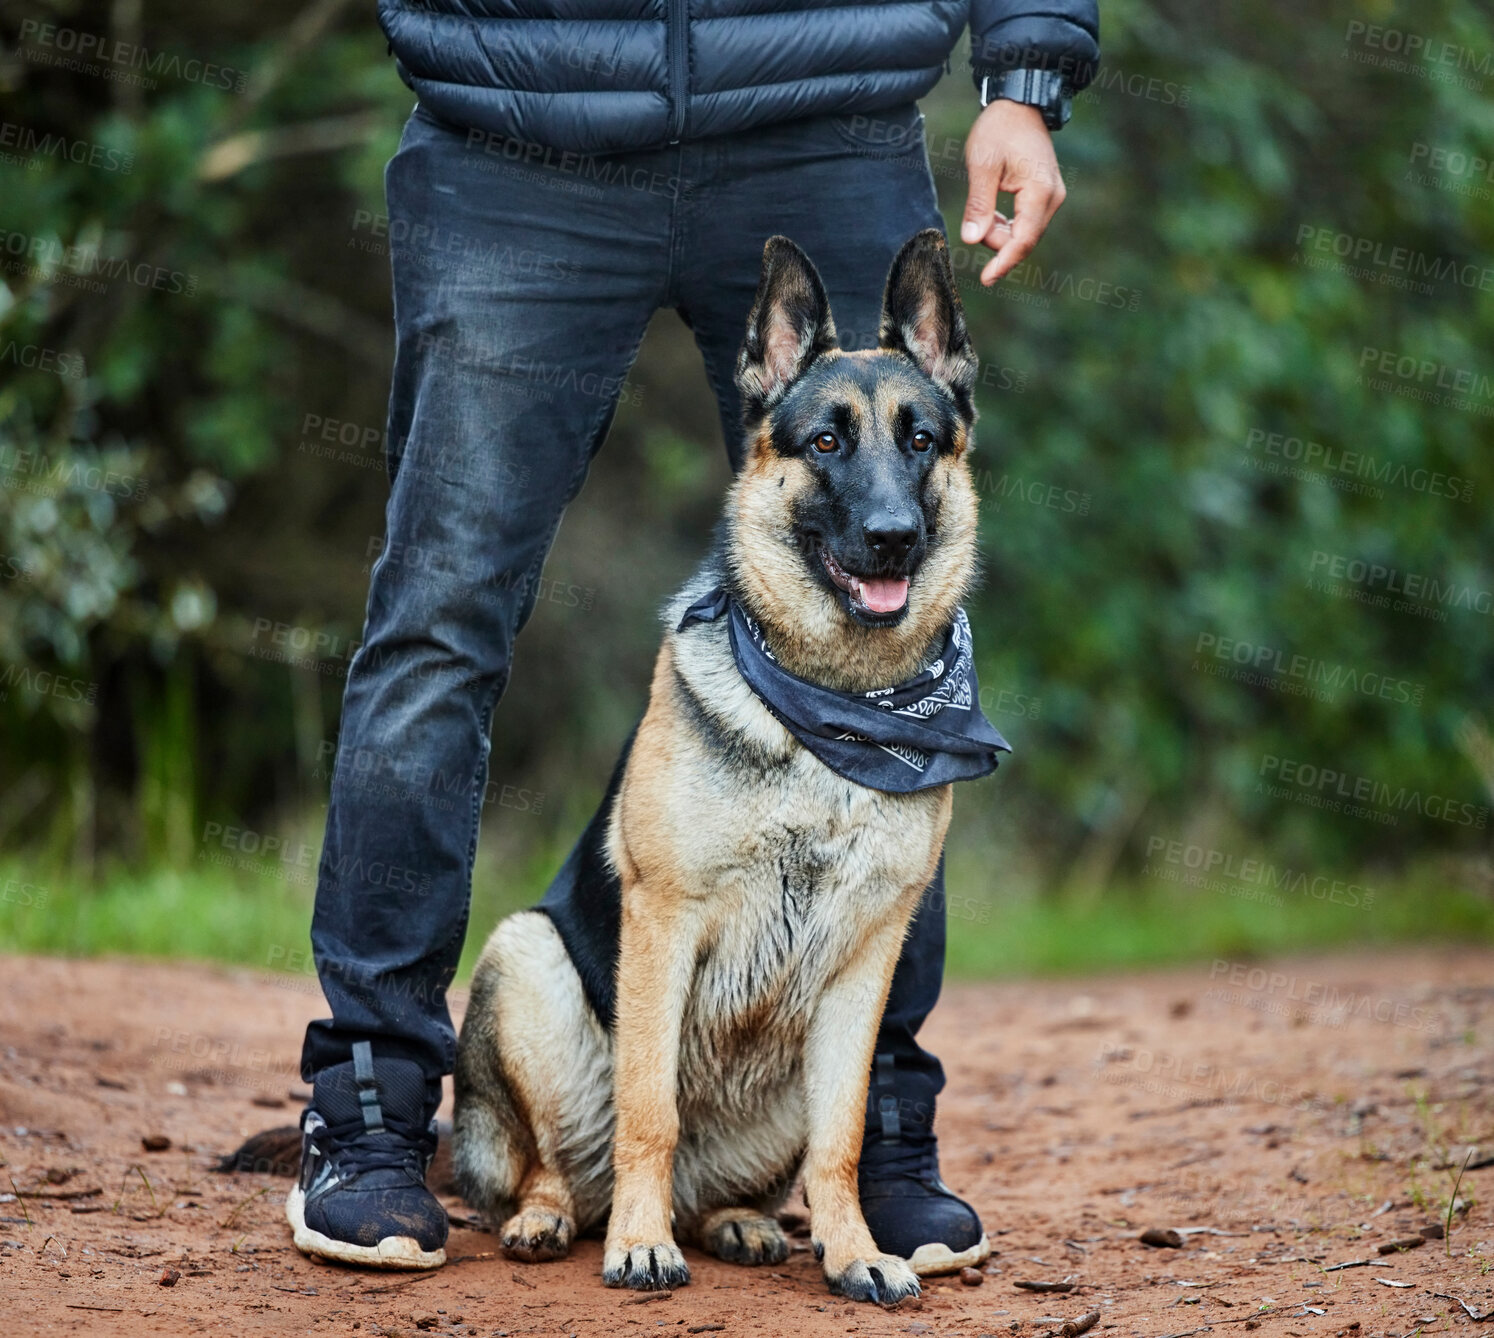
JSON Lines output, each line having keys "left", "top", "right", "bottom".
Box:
{"left": 1, "top": 0, "right": 1491, "bottom": 969}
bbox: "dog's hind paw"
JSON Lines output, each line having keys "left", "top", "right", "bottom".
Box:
{"left": 500, "top": 1206, "right": 573, "bottom": 1262}
{"left": 700, "top": 1209, "right": 790, "bottom": 1266}
{"left": 823, "top": 1252, "right": 921, "bottom": 1304}
{"left": 602, "top": 1240, "right": 691, "bottom": 1291}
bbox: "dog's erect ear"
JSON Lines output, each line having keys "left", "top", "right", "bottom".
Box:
{"left": 736, "top": 236, "right": 838, "bottom": 421}
{"left": 878, "top": 229, "right": 977, "bottom": 422}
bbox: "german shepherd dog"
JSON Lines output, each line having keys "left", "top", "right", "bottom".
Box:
{"left": 452, "top": 230, "right": 982, "bottom": 1304}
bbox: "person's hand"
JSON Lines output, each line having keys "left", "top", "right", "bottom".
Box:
{"left": 960, "top": 99, "right": 1066, "bottom": 285}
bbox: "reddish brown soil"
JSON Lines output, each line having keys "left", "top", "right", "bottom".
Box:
{"left": 2, "top": 949, "right": 1491, "bottom": 1337}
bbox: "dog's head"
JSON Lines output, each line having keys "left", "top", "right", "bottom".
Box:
{"left": 726, "top": 229, "right": 980, "bottom": 691}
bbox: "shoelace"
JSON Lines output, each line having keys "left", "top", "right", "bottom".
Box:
{"left": 858, "top": 1131, "right": 940, "bottom": 1184}
{"left": 320, "top": 1118, "right": 431, "bottom": 1183}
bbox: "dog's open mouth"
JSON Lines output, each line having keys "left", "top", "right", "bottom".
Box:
{"left": 820, "top": 549, "right": 910, "bottom": 617}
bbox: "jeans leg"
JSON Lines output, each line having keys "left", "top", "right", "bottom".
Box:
{"left": 874, "top": 857, "right": 947, "bottom": 1095}
{"left": 672, "top": 106, "right": 950, "bottom": 1099}
{"left": 301, "top": 109, "right": 670, "bottom": 1088}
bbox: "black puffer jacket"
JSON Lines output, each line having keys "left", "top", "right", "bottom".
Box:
{"left": 378, "top": 0, "right": 1099, "bottom": 156}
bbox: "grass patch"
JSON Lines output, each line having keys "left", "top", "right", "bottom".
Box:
{"left": 2, "top": 853, "right": 1489, "bottom": 980}
{"left": 0, "top": 861, "right": 316, "bottom": 966}
{"left": 943, "top": 872, "right": 1494, "bottom": 978}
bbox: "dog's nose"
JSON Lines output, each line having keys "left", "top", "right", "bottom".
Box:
{"left": 863, "top": 513, "right": 918, "bottom": 564}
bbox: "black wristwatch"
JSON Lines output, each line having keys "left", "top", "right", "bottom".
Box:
{"left": 976, "top": 68, "right": 1073, "bottom": 131}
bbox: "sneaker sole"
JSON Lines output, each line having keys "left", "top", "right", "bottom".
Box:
{"left": 907, "top": 1232, "right": 991, "bottom": 1277}
{"left": 285, "top": 1184, "right": 446, "bottom": 1271}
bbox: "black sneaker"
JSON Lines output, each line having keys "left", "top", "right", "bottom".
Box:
{"left": 858, "top": 1058, "right": 989, "bottom": 1276}
{"left": 286, "top": 1042, "right": 449, "bottom": 1269}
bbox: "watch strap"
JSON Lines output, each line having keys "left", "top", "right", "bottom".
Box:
{"left": 977, "top": 67, "right": 1072, "bottom": 130}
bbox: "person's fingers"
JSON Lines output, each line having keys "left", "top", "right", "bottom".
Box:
{"left": 979, "top": 183, "right": 1057, "bottom": 284}
{"left": 960, "top": 153, "right": 1002, "bottom": 245}
{"left": 973, "top": 211, "right": 1014, "bottom": 252}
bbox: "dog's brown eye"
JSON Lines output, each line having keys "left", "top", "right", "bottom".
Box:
{"left": 813, "top": 432, "right": 838, "bottom": 453}
{"left": 911, "top": 431, "right": 934, "bottom": 453}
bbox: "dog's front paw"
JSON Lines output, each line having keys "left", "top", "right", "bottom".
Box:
{"left": 822, "top": 1250, "right": 920, "bottom": 1304}
{"left": 602, "top": 1240, "right": 691, "bottom": 1291}
{"left": 500, "top": 1206, "right": 573, "bottom": 1262}
{"left": 701, "top": 1209, "right": 790, "bottom": 1266}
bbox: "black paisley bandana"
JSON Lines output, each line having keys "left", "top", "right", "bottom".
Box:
{"left": 677, "top": 588, "right": 1010, "bottom": 793}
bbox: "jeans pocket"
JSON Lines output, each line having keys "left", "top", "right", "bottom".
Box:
{"left": 829, "top": 103, "right": 926, "bottom": 158}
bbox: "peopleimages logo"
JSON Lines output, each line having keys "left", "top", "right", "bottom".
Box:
{"left": 1075, "top": 64, "right": 1190, "bottom": 107}
{"left": 1258, "top": 754, "right": 1488, "bottom": 829}
{"left": 1358, "top": 346, "right": 1494, "bottom": 419}
{"left": 1295, "top": 224, "right": 1494, "bottom": 293}
{"left": 0, "top": 229, "right": 197, "bottom": 296}
{"left": 1343, "top": 20, "right": 1493, "bottom": 87}
{"left": 1360, "top": 346, "right": 1494, "bottom": 399}
{"left": 1407, "top": 142, "right": 1494, "bottom": 201}
{"left": 0, "top": 341, "right": 86, "bottom": 382}
{"left": 1242, "top": 428, "right": 1471, "bottom": 502}
{"left": 1094, "top": 1042, "right": 1327, "bottom": 1114}
{"left": 1307, "top": 550, "right": 1494, "bottom": 617}
{"left": 1409, "top": 142, "right": 1494, "bottom": 184}
{"left": 0, "top": 122, "right": 134, "bottom": 173}
{"left": 1206, "top": 960, "right": 1440, "bottom": 1033}
{"left": 1143, "top": 836, "right": 1375, "bottom": 910}
{"left": 17, "top": 19, "right": 248, "bottom": 92}
{"left": 1193, "top": 633, "right": 1424, "bottom": 706}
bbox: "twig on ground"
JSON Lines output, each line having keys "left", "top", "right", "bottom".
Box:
{"left": 113, "top": 1165, "right": 161, "bottom": 1217}
{"left": 220, "top": 1185, "right": 268, "bottom": 1229}
{"left": 7, "top": 1176, "right": 30, "bottom": 1228}
{"left": 361, "top": 1272, "right": 438, "bottom": 1295}
{"left": 1377, "top": 1237, "right": 1426, "bottom": 1255}
{"left": 1128, "top": 1098, "right": 1228, "bottom": 1121}
{"left": 1429, "top": 1291, "right": 1491, "bottom": 1322}
{"left": 1447, "top": 1148, "right": 1473, "bottom": 1256}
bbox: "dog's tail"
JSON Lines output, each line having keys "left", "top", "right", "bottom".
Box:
{"left": 451, "top": 1091, "right": 523, "bottom": 1220}
{"left": 451, "top": 961, "right": 526, "bottom": 1220}
{"left": 215, "top": 1119, "right": 460, "bottom": 1193}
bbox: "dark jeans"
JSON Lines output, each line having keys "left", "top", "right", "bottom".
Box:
{"left": 301, "top": 102, "right": 952, "bottom": 1124}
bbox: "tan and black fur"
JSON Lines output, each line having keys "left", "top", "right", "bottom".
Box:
{"left": 453, "top": 230, "right": 982, "bottom": 1303}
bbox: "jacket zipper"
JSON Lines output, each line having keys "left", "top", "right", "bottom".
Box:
{"left": 666, "top": 0, "right": 688, "bottom": 142}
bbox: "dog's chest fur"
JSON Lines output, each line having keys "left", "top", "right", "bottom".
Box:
{"left": 614, "top": 573, "right": 951, "bottom": 1126}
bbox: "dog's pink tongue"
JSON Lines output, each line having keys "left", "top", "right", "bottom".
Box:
{"left": 859, "top": 577, "right": 909, "bottom": 614}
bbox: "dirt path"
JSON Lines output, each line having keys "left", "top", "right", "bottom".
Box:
{"left": 2, "top": 948, "right": 1491, "bottom": 1337}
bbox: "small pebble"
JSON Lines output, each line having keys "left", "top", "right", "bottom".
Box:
{"left": 159, "top": 1267, "right": 180, "bottom": 1287}
{"left": 960, "top": 1266, "right": 984, "bottom": 1286}
{"left": 141, "top": 1134, "right": 171, "bottom": 1153}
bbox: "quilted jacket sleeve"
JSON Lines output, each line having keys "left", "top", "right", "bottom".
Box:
{"left": 969, "top": 0, "right": 1100, "bottom": 90}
